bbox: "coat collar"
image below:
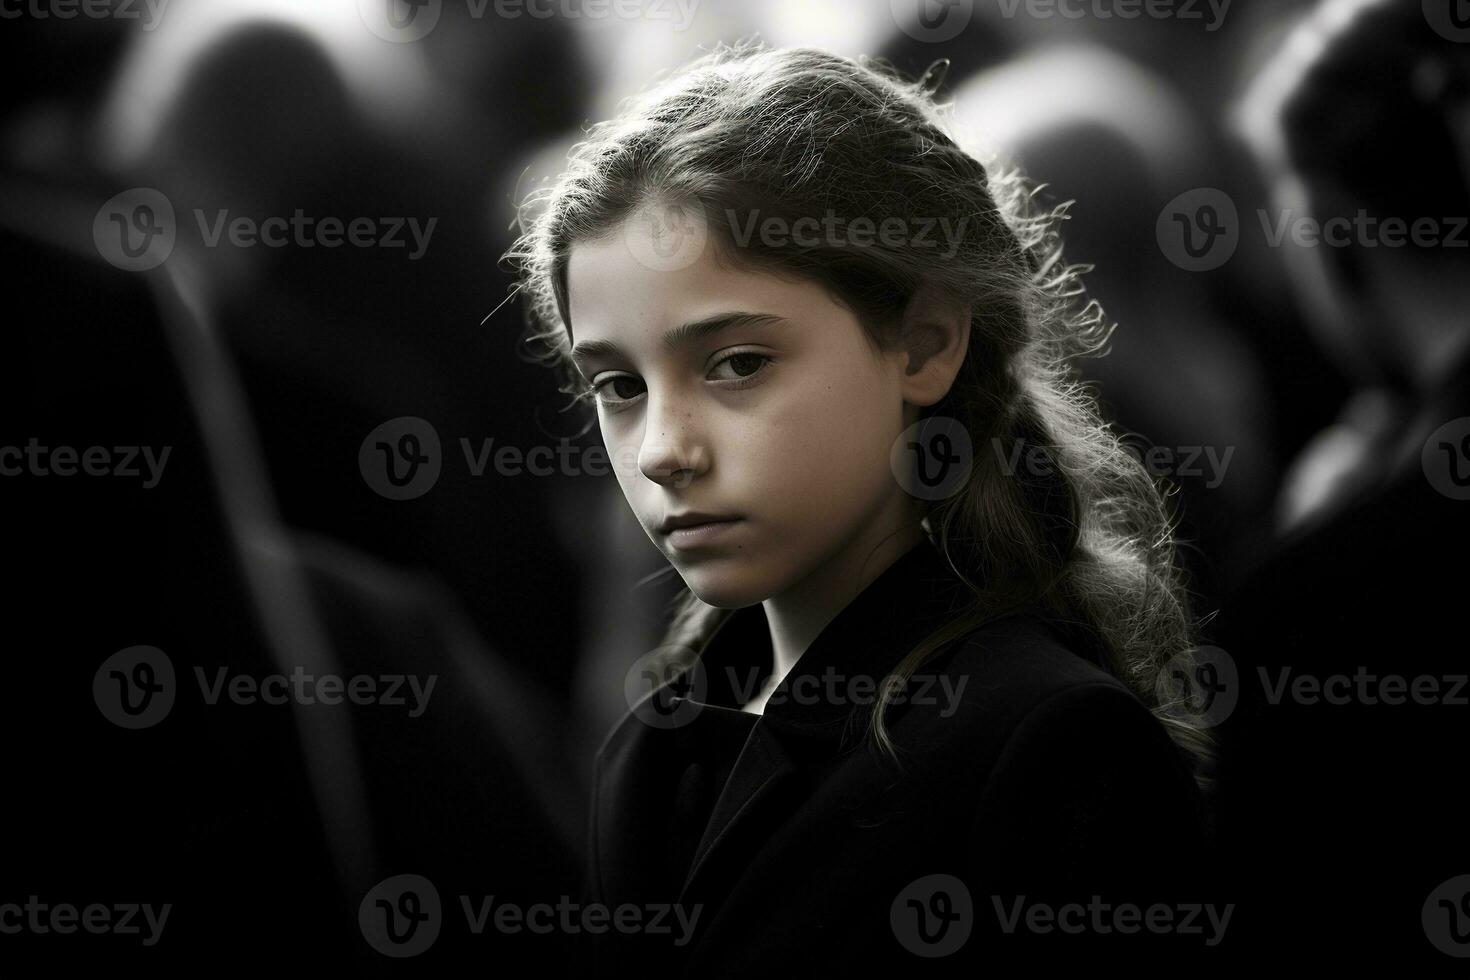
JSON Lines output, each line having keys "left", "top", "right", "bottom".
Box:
{"left": 664, "top": 535, "right": 975, "bottom": 908}
{"left": 686, "top": 534, "right": 973, "bottom": 748}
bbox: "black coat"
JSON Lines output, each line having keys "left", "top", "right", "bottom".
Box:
{"left": 585, "top": 539, "right": 1217, "bottom": 974}
{"left": 1212, "top": 347, "right": 1470, "bottom": 966}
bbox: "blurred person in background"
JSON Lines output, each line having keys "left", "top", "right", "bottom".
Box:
{"left": 118, "top": 10, "right": 589, "bottom": 710}
{"left": 1233, "top": 0, "right": 1470, "bottom": 533}
{"left": 1213, "top": 0, "right": 1470, "bottom": 965}
{"left": 2, "top": 5, "right": 587, "bottom": 967}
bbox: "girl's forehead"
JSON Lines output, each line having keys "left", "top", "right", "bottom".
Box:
{"left": 565, "top": 226, "right": 840, "bottom": 343}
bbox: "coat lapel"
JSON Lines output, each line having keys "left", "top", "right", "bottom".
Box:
{"left": 678, "top": 716, "right": 802, "bottom": 906}
{"left": 613, "top": 539, "right": 975, "bottom": 915}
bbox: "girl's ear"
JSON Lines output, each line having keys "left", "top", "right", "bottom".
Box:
{"left": 898, "top": 281, "right": 971, "bottom": 408}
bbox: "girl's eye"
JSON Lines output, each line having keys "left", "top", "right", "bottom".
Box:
{"left": 588, "top": 373, "right": 645, "bottom": 407}
{"left": 588, "top": 351, "right": 774, "bottom": 410}
{"left": 708, "top": 350, "right": 773, "bottom": 385}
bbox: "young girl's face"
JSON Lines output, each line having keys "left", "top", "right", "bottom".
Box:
{"left": 565, "top": 205, "right": 917, "bottom": 608}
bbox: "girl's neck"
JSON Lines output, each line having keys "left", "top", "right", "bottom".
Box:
{"left": 757, "top": 513, "right": 928, "bottom": 698}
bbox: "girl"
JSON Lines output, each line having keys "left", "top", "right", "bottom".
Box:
{"left": 509, "top": 42, "right": 1216, "bottom": 973}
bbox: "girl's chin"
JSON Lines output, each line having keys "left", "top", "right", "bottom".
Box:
{"left": 677, "top": 564, "right": 772, "bottom": 610}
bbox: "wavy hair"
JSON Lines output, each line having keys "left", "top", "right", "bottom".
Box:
{"left": 505, "top": 41, "right": 1216, "bottom": 795}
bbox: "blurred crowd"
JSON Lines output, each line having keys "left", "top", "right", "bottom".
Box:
{"left": 3, "top": 0, "right": 1466, "bottom": 967}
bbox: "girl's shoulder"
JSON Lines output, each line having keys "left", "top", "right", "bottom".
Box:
{"left": 935, "top": 610, "right": 1131, "bottom": 703}
{"left": 907, "top": 611, "right": 1172, "bottom": 761}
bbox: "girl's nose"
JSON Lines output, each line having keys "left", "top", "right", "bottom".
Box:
{"left": 637, "top": 395, "right": 709, "bottom": 488}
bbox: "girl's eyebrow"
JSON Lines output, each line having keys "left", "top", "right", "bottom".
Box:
{"left": 570, "top": 311, "right": 787, "bottom": 365}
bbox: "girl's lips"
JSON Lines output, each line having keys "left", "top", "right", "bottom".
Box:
{"left": 665, "top": 517, "right": 744, "bottom": 549}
